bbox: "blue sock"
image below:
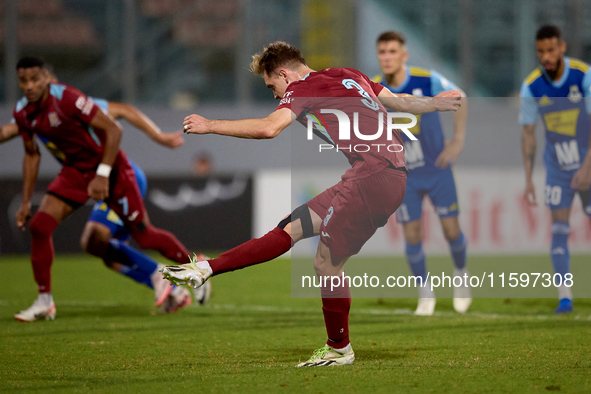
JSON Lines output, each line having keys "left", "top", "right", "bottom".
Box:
{"left": 106, "top": 238, "right": 159, "bottom": 281}
{"left": 448, "top": 232, "right": 467, "bottom": 270}
{"left": 406, "top": 242, "right": 427, "bottom": 282}
{"left": 551, "top": 222, "right": 570, "bottom": 286}
{"left": 117, "top": 265, "right": 154, "bottom": 289}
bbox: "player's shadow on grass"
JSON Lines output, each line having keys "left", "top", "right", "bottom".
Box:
{"left": 163, "top": 310, "right": 321, "bottom": 333}
{"left": 62, "top": 305, "right": 154, "bottom": 319}
{"left": 1, "top": 309, "right": 321, "bottom": 338}
{"left": 1, "top": 374, "right": 204, "bottom": 393}
{"left": 358, "top": 318, "right": 591, "bottom": 338}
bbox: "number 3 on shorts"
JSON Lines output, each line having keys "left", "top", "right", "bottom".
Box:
{"left": 545, "top": 185, "right": 562, "bottom": 206}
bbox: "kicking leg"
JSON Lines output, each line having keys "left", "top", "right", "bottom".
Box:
{"left": 160, "top": 204, "right": 322, "bottom": 286}
{"left": 209, "top": 204, "right": 322, "bottom": 275}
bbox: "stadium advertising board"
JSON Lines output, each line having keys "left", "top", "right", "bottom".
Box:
{"left": 0, "top": 175, "right": 253, "bottom": 254}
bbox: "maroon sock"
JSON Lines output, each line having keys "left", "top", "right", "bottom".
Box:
{"left": 209, "top": 227, "right": 291, "bottom": 275}
{"left": 133, "top": 225, "right": 190, "bottom": 264}
{"left": 30, "top": 212, "right": 59, "bottom": 293}
{"left": 321, "top": 277, "right": 351, "bottom": 349}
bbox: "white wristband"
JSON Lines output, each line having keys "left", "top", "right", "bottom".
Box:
{"left": 96, "top": 163, "right": 112, "bottom": 178}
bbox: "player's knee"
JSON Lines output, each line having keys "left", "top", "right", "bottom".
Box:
{"left": 313, "top": 249, "right": 333, "bottom": 277}
{"left": 30, "top": 212, "right": 55, "bottom": 238}
{"left": 291, "top": 205, "right": 316, "bottom": 240}
{"left": 277, "top": 214, "right": 291, "bottom": 230}
{"left": 442, "top": 224, "right": 461, "bottom": 242}
{"left": 403, "top": 223, "right": 422, "bottom": 244}
{"left": 406, "top": 232, "right": 422, "bottom": 245}
{"left": 103, "top": 259, "right": 115, "bottom": 269}
{"left": 79, "top": 227, "right": 91, "bottom": 252}
{"left": 80, "top": 234, "right": 89, "bottom": 253}
{"left": 277, "top": 215, "right": 293, "bottom": 237}
{"left": 81, "top": 224, "right": 111, "bottom": 256}
{"left": 313, "top": 256, "right": 328, "bottom": 276}
{"left": 130, "top": 223, "right": 154, "bottom": 249}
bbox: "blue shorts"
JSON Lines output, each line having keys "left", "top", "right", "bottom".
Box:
{"left": 87, "top": 159, "right": 147, "bottom": 241}
{"left": 397, "top": 168, "right": 459, "bottom": 223}
{"left": 545, "top": 169, "right": 591, "bottom": 215}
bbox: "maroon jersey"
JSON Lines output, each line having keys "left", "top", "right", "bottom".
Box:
{"left": 276, "top": 67, "right": 407, "bottom": 180}
{"left": 13, "top": 83, "right": 112, "bottom": 172}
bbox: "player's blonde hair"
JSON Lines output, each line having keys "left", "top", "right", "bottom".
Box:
{"left": 250, "top": 41, "right": 307, "bottom": 77}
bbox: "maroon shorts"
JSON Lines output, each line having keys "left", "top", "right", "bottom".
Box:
{"left": 47, "top": 151, "right": 145, "bottom": 226}
{"left": 306, "top": 167, "right": 407, "bottom": 256}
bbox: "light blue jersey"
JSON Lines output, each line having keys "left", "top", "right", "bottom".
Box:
{"left": 92, "top": 97, "right": 109, "bottom": 112}
{"left": 373, "top": 67, "right": 461, "bottom": 222}
{"left": 373, "top": 66, "right": 460, "bottom": 174}
{"left": 519, "top": 57, "right": 591, "bottom": 213}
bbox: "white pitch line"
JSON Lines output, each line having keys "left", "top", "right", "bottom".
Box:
{"left": 2, "top": 300, "right": 589, "bottom": 320}
{"left": 210, "top": 303, "right": 590, "bottom": 320}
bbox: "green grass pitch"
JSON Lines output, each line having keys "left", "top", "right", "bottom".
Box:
{"left": 1, "top": 254, "right": 590, "bottom": 393}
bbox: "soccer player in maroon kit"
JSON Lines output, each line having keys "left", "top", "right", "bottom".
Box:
{"left": 161, "top": 42, "right": 461, "bottom": 366}
{"left": 12, "top": 56, "right": 192, "bottom": 321}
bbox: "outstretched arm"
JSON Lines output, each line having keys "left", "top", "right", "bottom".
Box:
{"left": 378, "top": 88, "right": 462, "bottom": 114}
{"left": 0, "top": 123, "right": 20, "bottom": 144}
{"left": 107, "top": 102, "right": 183, "bottom": 149}
{"left": 182, "top": 108, "right": 293, "bottom": 139}
{"left": 521, "top": 124, "right": 537, "bottom": 206}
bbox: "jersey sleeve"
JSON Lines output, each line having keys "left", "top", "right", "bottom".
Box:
{"left": 581, "top": 70, "right": 591, "bottom": 114}
{"left": 359, "top": 72, "right": 385, "bottom": 96}
{"left": 369, "top": 79, "right": 385, "bottom": 96}
{"left": 275, "top": 81, "right": 312, "bottom": 118}
{"left": 518, "top": 81, "right": 538, "bottom": 125}
{"left": 430, "top": 70, "right": 460, "bottom": 96}
{"left": 90, "top": 97, "right": 110, "bottom": 113}
{"left": 12, "top": 105, "right": 32, "bottom": 142}
{"left": 61, "top": 87, "right": 100, "bottom": 125}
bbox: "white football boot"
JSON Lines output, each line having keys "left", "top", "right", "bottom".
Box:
{"left": 193, "top": 279, "right": 212, "bottom": 306}
{"left": 151, "top": 267, "right": 173, "bottom": 307}
{"left": 453, "top": 268, "right": 472, "bottom": 314}
{"left": 161, "top": 286, "right": 192, "bottom": 314}
{"left": 189, "top": 254, "right": 212, "bottom": 305}
{"left": 296, "top": 344, "right": 355, "bottom": 367}
{"left": 160, "top": 253, "right": 212, "bottom": 289}
{"left": 15, "top": 294, "right": 56, "bottom": 322}
{"left": 415, "top": 280, "right": 436, "bottom": 316}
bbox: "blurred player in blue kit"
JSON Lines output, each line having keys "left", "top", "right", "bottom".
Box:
{"left": 373, "top": 31, "right": 471, "bottom": 315}
{"left": 519, "top": 25, "right": 591, "bottom": 314}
